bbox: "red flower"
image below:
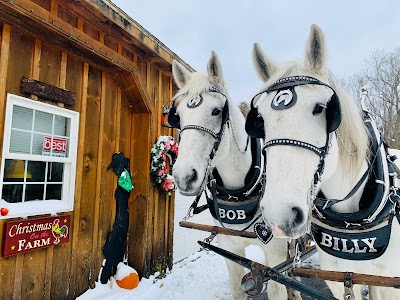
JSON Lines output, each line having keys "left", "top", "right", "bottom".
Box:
{"left": 162, "top": 177, "right": 174, "bottom": 191}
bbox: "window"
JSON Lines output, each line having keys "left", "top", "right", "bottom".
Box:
{"left": 0, "top": 94, "right": 79, "bottom": 219}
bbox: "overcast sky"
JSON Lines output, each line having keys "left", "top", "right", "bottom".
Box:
{"left": 112, "top": 0, "right": 400, "bottom": 103}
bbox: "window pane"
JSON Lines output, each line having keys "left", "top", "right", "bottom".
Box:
{"left": 34, "top": 111, "right": 53, "bottom": 134}
{"left": 2, "top": 184, "right": 23, "bottom": 203}
{"left": 47, "top": 162, "right": 63, "bottom": 182}
{"left": 10, "top": 130, "right": 31, "bottom": 154}
{"left": 54, "top": 115, "right": 69, "bottom": 137}
{"left": 3, "top": 159, "right": 26, "bottom": 182}
{"left": 25, "top": 184, "right": 44, "bottom": 201}
{"left": 27, "top": 161, "right": 46, "bottom": 182}
{"left": 12, "top": 105, "right": 33, "bottom": 130}
{"left": 46, "top": 184, "right": 62, "bottom": 200}
{"left": 32, "top": 133, "right": 47, "bottom": 155}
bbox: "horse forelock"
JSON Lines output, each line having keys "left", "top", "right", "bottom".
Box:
{"left": 254, "top": 61, "right": 326, "bottom": 103}
{"left": 174, "top": 72, "right": 228, "bottom": 106}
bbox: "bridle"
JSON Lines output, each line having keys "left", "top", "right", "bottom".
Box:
{"left": 246, "top": 75, "right": 342, "bottom": 210}
{"left": 263, "top": 136, "right": 332, "bottom": 186}
{"left": 168, "top": 86, "right": 231, "bottom": 196}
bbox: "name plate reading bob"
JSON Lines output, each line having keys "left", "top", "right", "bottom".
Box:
{"left": 2, "top": 215, "right": 70, "bottom": 257}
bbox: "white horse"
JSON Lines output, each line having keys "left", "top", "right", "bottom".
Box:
{"left": 249, "top": 24, "right": 400, "bottom": 299}
{"left": 171, "top": 52, "right": 297, "bottom": 300}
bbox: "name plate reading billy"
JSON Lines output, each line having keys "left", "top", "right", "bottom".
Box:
{"left": 312, "top": 221, "right": 391, "bottom": 260}
{"left": 2, "top": 215, "right": 71, "bottom": 257}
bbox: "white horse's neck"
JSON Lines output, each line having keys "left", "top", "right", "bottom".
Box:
{"left": 213, "top": 104, "right": 252, "bottom": 190}
{"left": 321, "top": 140, "right": 369, "bottom": 213}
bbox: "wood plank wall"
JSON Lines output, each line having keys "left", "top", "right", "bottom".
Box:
{"left": 0, "top": 0, "right": 179, "bottom": 298}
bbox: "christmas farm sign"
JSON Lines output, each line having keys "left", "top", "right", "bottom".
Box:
{"left": 2, "top": 215, "right": 70, "bottom": 257}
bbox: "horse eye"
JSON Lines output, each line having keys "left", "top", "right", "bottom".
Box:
{"left": 212, "top": 108, "right": 221, "bottom": 116}
{"left": 312, "top": 103, "right": 326, "bottom": 115}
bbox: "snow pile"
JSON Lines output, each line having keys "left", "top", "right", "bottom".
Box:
{"left": 114, "top": 263, "right": 138, "bottom": 281}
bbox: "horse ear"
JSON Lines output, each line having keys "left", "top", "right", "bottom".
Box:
{"left": 207, "top": 51, "right": 225, "bottom": 87}
{"left": 172, "top": 60, "right": 191, "bottom": 88}
{"left": 304, "top": 24, "right": 327, "bottom": 74}
{"left": 252, "top": 43, "right": 277, "bottom": 82}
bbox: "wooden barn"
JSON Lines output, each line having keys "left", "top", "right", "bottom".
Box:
{"left": 0, "top": 0, "right": 194, "bottom": 298}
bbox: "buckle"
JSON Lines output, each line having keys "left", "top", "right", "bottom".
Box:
{"left": 322, "top": 199, "right": 331, "bottom": 210}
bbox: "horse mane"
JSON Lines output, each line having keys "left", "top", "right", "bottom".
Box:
{"left": 175, "top": 73, "right": 221, "bottom": 104}
{"left": 327, "top": 73, "right": 370, "bottom": 182}
{"left": 261, "top": 61, "right": 370, "bottom": 182}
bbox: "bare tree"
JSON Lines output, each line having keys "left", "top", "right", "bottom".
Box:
{"left": 343, "top": 48, "right": 400, "bottom": 149}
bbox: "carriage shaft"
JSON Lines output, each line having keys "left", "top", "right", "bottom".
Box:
{"left": 179, "top": 221, "right": 257, "bottom": 238}
{"left": 292, "top": 268, "right": 400, "bottom": 288}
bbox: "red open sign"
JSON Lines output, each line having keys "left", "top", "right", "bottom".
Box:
{"left": 43, "top": 136, "right": 67, "bottom": 157}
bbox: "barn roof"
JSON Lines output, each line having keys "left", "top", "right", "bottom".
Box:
{"left": 75, "top": 0, "right": 194, "bottom": 75}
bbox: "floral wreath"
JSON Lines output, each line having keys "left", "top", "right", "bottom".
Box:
{"left": 150, "top": 136, "right": 179, "bottom": 195}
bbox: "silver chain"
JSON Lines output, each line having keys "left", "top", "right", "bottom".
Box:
{"left": 293, "top": 243, "right": 302, "bottom": 268}
{"left": 230, "top": 122, "right": 248, "bottom": 154}
{"left": 336, "top": 130, "right": 357, "bottom": 156}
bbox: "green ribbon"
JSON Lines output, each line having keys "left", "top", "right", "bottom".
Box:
{"left": 118, "top": 170, "right": 133, "bottom": 192}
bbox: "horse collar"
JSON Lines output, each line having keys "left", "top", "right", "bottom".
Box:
{"left": 205, "top": 138, "right": 265, "bottom": 227}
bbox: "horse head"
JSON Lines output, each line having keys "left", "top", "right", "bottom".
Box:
{"left": 248, "top": 24, "right": 369, "bottom": 238}
{"left": 170, "top": 52, "right": 241, "bottom": 196}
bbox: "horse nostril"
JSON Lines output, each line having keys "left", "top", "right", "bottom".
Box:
{"left": 188, "top": 169, "right": 197, "bottom": 183}
{"left": 291, "top": 206, "right": 304, "bottom": 227}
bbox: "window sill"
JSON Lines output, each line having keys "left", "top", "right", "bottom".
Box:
{"left": 0, "top": 199, "right": 72, "bottom": 220}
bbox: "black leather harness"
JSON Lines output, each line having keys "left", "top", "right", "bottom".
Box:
{"left": 312, "top": 115, "right": 400, "bottom": 260}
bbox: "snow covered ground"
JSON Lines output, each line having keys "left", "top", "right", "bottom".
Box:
{"left": 77, "top": 244, "right": 276, "bottom": 300}
{"left": 77, "top": 242, "right": 370, "bottom": 300}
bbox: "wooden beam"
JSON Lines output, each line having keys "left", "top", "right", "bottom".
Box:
{"left": 12, "top": 255, "right": 23, "bottom": 300}
{"left": 0, "top": 0, "right": 137, "bottom": 73}
{"left": 115, "top": 88, "right": 121, "bottom": 153}
{"left": 77, "top": 17, "right": 84, "bottom": 31}
{"left": 0, "top": 23, "right": 11, "bottom": 153}
{"left": 292, "top": 268, "right": 400, "bottom": 288}
{"left": 50, "top": 0, "right": 58, "bottom": 15}
{"left": 99, "top": 32, "right": 105, "bottom": 45}
{"left": 92, "top": 71, "right": 106, "bottom": 281}
{"left": 69, "top": 62, "right": 89, "bottom": 292}
{"left": 59, "top": 52, "right": 68, "bottom": 89}
{"left": 32, "top": 39, "right": 41, "bottom": 79}
{"left": 61, "top": 0, "right": 194, "bottom": 73}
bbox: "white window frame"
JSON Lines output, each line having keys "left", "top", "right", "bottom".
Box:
{"left": 0, "top": 93, "right": 79, "bottom": 219}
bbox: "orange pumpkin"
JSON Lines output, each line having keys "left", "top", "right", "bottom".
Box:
{"left": 116, "top": 272, "right": 139, "bottom": 289}
{"left": 115, "top": 263, "right": 140, "bottom": 290}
